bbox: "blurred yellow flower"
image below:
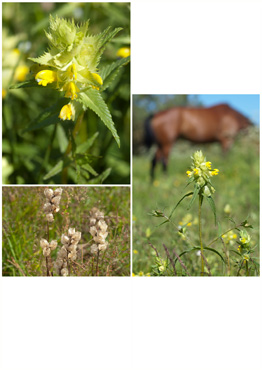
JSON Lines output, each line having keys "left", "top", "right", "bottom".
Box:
{"left": 117, "top": 47, "right": 130, "bottom": 58}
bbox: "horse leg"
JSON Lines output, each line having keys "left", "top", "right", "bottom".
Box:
{"left": 161, "top": 143, "right": 173, "bottom": 174}
{"left": 151, "top": 147, "right": 162, "bottom": 181}
{"left": 220, "top": 137, "right": 233, "bottom": 152}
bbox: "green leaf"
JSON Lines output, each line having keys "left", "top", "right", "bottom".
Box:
{"left": 100, "top": 56, "right": 130, "bottom": 91}
{"left": 79, "top": 90, "right": 120, "bottom": 147}
{"left": 169, "top": 191, "right": 193, "bottom": 219}
{"left": 56, "top": 124, "right": 69, "bottom": 153}
{"left": 94, "top": 27, "right": 122, "bottom": 64}
{"left": 43, "top": 160, "right": 64, "bottom": 180}
{"left": 81, "top": 163, "right": 98, "bottom": 176}
{"left": 76, "top": 132, "right": 99, "bottom": 154}
{"left": 22, "top": 98, "right": 69, "bottom": 133}
{"left": 9, "top": 79, "right": 39, "bottom": 89}
{"left": 187, "top": 185, "right": 199, "bottom": 210}
{"left": 203, "top": 247, "right": 225, "bottom": 264}
{"left": 89, "top": 168, "right": 112, "bottom": 184}
{"left": 206, "top": 195, "right": 217, "bottom": 224}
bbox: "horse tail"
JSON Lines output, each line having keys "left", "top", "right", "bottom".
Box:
{"left": 144, "top": 114, "right": 156, "bottom": 149}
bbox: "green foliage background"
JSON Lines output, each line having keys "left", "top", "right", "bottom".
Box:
{"left": 3, "top": 2, "right": 130, "bottom": 184}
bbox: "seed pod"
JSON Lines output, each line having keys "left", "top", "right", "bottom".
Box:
{"left": 89, "top": 226, "right": 97, "bottom": 237}
{"left": 46, "top": 213, "right": 54, "bottom": 223}
{"left": 44, "top": 188, "right": 54, "bottom": 200}
{"left": 90, "top": 218, "right": 96, "bottom": 226}
{"left": 51, "top": 195, "right": 61, "bottom": 206}
{"left": 91, "top": 244, "right": 98, "bottom": 255}
{"left": 97, "top": 220, "right": 108, "bottom": 232}
{"left": 54, "top": 188, "right": 63, "bottom": 196}
{"left": 49, "top": 240, "right": 58, "bottom": 250}
{"left": 61, "top": 234, "right": 70, "bottom": 245}
{"left": 43, "top": 247, "right": 51, "bottom": 257}
{"left": 71, "top": 231, "right": 81, "bottom": 243}
{"left": 98, "top": 242, "right": 108, "bottom": 252}
{"left": 40, "top": 239, "right": 49, "bottom": 249}
{"left": 61, "top": 268, "right": 69, "bottom": 277}
{"left": 43, "top": 202, "right": 52, "bottom": 213}
{"left": 68, "top": 228, "right": 76, "bottom": 236}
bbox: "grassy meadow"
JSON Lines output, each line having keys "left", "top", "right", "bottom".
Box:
{"left": 2, "top": 186, "right": 130, "bottom": 276}
{"left": 133, "top": 127, "right": 260, "bottom": 276}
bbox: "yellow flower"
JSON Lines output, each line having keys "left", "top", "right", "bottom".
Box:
{"left": 211, "top": 169, "right": 219, "bottom": 176}
{"left": 205, "top": 161, "right": 212, "bottom": 169}
{"left": 117, "top": 47, "right": 130, "bottom": 58}
{"left": 186, "top": 170, "right": 192, "bottom": 177}
{"left": 59, "top": 103, "right": 74, "bottom": 121}
{"left": 67, "top": 63, "right": 77, "bottom": 80}
{"left": 14, "top": 65, "right": 29, "bottom": 81}
{"left": 193, "top": 168, "right": 199, "bottom": 175}
{"left": 133, "top": 249, "right": 138, "bottom": 254}
{"left": 2, "top": 88, "right": 7, "bottom": 99}
{"left": 35, "top": 69, "right": 57, "bottom": 86}
{"left": 64, "top": 81, "right": 80, "bottom": 100}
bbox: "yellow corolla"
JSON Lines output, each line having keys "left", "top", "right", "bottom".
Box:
{"left": 35, "top": 70, "right": 57, "bottom": 86}
{"left": 59, "top": 103, "right": 74, "bottom": 121}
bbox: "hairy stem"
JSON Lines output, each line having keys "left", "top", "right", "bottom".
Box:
{"left": 198, "top": 195, "right": 204, "bottom": 276}
{"left": 61, "top": 112, "right": 84, "bottom": 183}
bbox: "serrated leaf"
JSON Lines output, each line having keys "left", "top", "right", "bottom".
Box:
{"left": 79, "top": 90, "right": 120, "bottom": 147}
{"left": 100, "top": 56, "right": 130, "bottom": 91}
{"left": 169, "top": 191, "right": 193, "bottom": 219}
{"left": 9, "top": 80, "right": 38, "bottom": 89}
{"left": 94, "top": 27, "right": 122, "bottom": 64}
{"left": 206, "top": 195, "right": 217, "bottom": 224}
{"left": 76, "top": 132, "right": 99, "bottom": 154}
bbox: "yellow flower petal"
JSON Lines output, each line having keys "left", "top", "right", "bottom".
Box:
{"left": 35, "top": 70, "right": 57, "bottom": 86}
{"left": 59, "top": 103, "right": 74, "bottom": 121}
{"left": 64, "top": 81, "right": 80, "bottom": 100}
{"left": 117, "top": 47, "right": 130, "bottom": 58}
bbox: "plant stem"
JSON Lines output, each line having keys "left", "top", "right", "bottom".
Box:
{"left": 198, "top": 195, "right": 204, "bottom": 276}
{"left": 61, "top": 112, "right": 84, "bottom": 183}
{"left": 96, "top": 250, "right": 100, "bottom": 276}
{"left": 246, "top": 261, "right": 249, "bottom": 276}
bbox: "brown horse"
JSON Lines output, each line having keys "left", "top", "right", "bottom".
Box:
{"left": 144, "top": 104, "right": 252, "bottom": 179}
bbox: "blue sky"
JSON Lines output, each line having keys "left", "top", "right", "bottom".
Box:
{"left": 190, "top": 94, "right": 260, "bottom": 125}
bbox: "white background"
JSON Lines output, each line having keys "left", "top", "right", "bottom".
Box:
{"left": 1, "top": 0, "right": 262, "bottom": 369}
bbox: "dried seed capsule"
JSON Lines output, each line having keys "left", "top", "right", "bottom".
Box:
{"left": 90, "top": 244, "right": 98, "bottom": 254}
{"left": 49, "top": 240, "right": 58, "bottom": 251}
{"left": 89, "top": 226, "right": 97, "bottom": 237}
{"left": 97, "top": 220, "right": 108, "bottom": 232}
{"left": 44, "top": 188, "right": 54, "bottom": 200}
{"left": 61, "top": 234, "right": 70, "bottom": 245}
{"left": 71, "top": 231, "right": 81, "bottom": 243}
{"left": 98, "top": 242, "right": 108, "bottom": 252}
{"left": 40, "top": 239, "right": 49, "bottom": 249}
{"left": 54, "top": 188, "right": 63, "bottom": 196}
{"left": 46, "top": 213, "right": 54, "bottom": 223}
{"left": 68, "top": 228, "right": 76, "bottom": 236}
{"left": 43, "top": 247, "right": 51, "bottom": 257}
{"left": 61, "top": 268, "right": 69, "bottom": 277}
{"left": 90, "top": 218, "right": 96, "bottom": 226}
{"left": 43, "top": 202, "right": 53, "bottom": 213}
{"left": 51, "top": 195, "right": 61, "bottom": 206}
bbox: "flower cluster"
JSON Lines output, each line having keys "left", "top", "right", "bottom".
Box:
{"left": 221, "top": 230, "right": 237, "bottom": 246}
{"left": 89, "top": 207, "right": 108, "bottom": 255}
{"left": 30, "top": 16, "right": 105, "bottom": 121}
{"left": 186, "top": 150, "right": 219, "bottom": 196}
{"left": 237, "top": 230, "right": 251, "bottom": 262}
{"left": 43, "top": 188, "right": 63, "bottom": 223}
{"left": 40, "top": 238, "right": 57, "bottom": 257}
{"left": 54, "top": 228, "right": 81, "bottom": 276}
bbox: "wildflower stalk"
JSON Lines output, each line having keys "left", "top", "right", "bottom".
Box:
{"left": 198, "top": 195, "right": 204, "bottom": 276}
